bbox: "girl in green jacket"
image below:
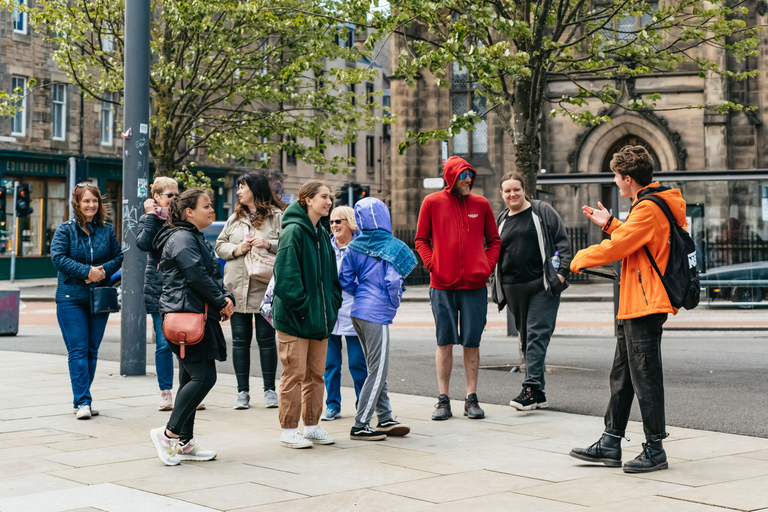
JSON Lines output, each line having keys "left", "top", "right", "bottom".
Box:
{"left": 272, "top": 180, "right": 342, "bottom": 449}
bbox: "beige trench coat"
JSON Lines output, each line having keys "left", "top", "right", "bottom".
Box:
{"left": 215, "top": 209, "right": 282, "bottom": 314}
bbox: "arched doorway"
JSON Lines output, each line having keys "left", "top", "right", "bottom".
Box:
{"left": 600, "top": 135, "right": 662, "bottom": 174}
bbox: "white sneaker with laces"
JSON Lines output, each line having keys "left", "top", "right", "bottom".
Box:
{"left": 149, "top": 428, "right": 181, "bottom": 466}
{"left": 74, "top": 407, "right": 99, "bottom": 417}
{"left": 176, "top": 438, "right": 217, "bottom": 461}
{"left": 76, "top": 405, "right": 91, "bottom": 420}
{"left": 303, "top": 427, "right": 335, "bottom": 445}
{"left": 280, "top": 431, "right": 312, "bottom": 449}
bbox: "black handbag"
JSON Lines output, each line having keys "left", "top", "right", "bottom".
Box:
{"left": 91, "top": 287, "right": 120, "bottom": 315}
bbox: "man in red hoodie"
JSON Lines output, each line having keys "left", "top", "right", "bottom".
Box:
{"left": 416, "top": 156, "right": 501, "bottom": 420}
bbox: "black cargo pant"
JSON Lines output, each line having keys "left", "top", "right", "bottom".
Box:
{"left": 604, "top": 313, "right": 668, "bottom": 443}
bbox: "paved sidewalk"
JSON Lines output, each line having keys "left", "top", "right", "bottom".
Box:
{"left": 1, "top": 351, "right": 768, "bottom": 511}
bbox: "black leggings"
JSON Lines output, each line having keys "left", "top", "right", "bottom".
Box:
{"left": 231, "top": 312, "right": 277, "bottom": 392}
{"left": 166, "top": 358, "right": 216, "bottom": 441}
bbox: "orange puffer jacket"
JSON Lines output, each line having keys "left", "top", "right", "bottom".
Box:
{"left": 570, "top": 183, "right": 687, "bottom": 319}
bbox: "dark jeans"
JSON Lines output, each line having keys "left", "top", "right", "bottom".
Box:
{"left": 230, "top": 312, "right": 277, "bottom": 392}
{"left": 324, "top": 334, "right": 367, "bottom": 411}
{"left": 502, "top": 280, "right": 560, "bottom": 391}
{"left": 56, "top": 302, "right": 110, "bottom": 407}
{"left": 605, "top": 313, "right": 668, "bottom": 443}
{"left": 151, "top": 313, "right": 174, "bottom": 391}
{"left": 167, "top": 358, "right": 217, "bottom": 441}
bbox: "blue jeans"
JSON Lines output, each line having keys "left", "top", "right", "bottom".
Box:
{"left": 56, "top": 302, "right": 110, "bottom": 407}
{"left": 151, "top": 313, "right": 174, "bottom": 391}
{"left": 324, "top": 334, "right": 367, "bottom": 411}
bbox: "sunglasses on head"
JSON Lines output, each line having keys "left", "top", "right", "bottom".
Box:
{"left": 77, "top": 182, "right": 93, "bottom": 188}
{"left": 329, "top": 219, "right": 345, "bottom": 225}
{"left": 459, "top": 171, "right": 475, "bottom": 180}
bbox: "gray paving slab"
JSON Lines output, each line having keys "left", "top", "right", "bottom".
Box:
{"left": 1, "top": 349, "right": 767, "bottom": 511}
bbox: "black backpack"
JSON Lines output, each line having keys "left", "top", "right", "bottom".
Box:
{"left": 636, "top": 193, "right": 700, "bottom": 310}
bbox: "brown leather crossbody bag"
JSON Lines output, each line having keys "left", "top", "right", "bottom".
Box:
{"left": 163, "top": 304, "right": 208, "bottom": 358}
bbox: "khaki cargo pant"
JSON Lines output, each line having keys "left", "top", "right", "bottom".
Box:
{"left": 277, "top": 331, "right": 328, "bottom": 429}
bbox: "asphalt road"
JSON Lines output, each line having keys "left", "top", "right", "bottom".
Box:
{"left": 4, "top": 301, "right": 768, "bottom": 439}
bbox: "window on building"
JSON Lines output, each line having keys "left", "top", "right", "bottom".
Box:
{"left": 602, "top": 2, "right": 658, "bottom": 44}
{"left": 382, "top": 90, "right": 391, "bottom": 139}
{"left": 366, "top": 82, "right": 374, "bottom": 112}
{"left": 101, "top": 29, "right": 115, "bottom": 52}
{"left": 11, "top": 76, "right": 26, "bottom": 137}
{"left": 349, "top": 141, "right": 356, "bottom": 163}
{"left": 285, "top": 136, "right": 296, "bottom": 165}
{"left": 52, "top": 84, "right": 66, "bottom": 141}
{"left": 366, "top": 136, "right": 375, "bottom": 168}
{"left": 258, "top": 136, "right": 269, "bottom": 162}
{"left": 450, "top": 62, "right": 487, "bottom": 156}
{"left": 101, "top": 93, "right": 114, "bottom": 146}
{"left": 13, "top": 0, "right": 27, "bottom": 34}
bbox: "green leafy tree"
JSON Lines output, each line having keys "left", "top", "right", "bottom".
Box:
{"left": 1, "top": 0, "right": 388, "bottom": 176}
{"left": 367, "top": 0, "right": 759, "bottom": 190}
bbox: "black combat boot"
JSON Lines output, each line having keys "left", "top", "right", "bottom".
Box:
{"left": 623, "top": 440, "right": 668, "bottom": 473}
{"left": 569, "top": 433, "right": 622, "bottom": 467}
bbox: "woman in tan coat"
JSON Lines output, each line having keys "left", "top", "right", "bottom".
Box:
{"left": 215, "top": 171, "right": 285, "bottom": 410}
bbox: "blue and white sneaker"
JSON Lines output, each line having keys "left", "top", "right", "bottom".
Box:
{"left": 320, "top": 407, "right": 341, "bottom": 421}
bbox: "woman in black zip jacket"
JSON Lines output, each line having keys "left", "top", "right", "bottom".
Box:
{"left": 149, "top": 188, "right": 235, "bottom": 466}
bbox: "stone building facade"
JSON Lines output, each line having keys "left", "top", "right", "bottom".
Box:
{"left": 388, "top": 3, "right": 768, "bottom": 256}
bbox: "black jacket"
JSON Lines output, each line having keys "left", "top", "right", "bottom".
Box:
{"left": 154, "top": 221, "right": 234, "bottom": 320}
{"left": 136, "top": 213, "right": 164, "bottom": 313}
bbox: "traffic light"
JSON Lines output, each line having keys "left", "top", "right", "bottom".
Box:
{"left": 354, "top": 184, "right": 370, "bottom": 204}
{"left": 15, "top": 183, "right": 33, "bottom": 218}
{"left": 0, "top": 186, "right": 6, "bottom": 236}
{"left": 337, "top": 182, "right": 371, "bottom": 207}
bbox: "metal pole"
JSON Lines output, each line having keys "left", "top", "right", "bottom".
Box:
{"left": 348, "top": 185, "right": 353, "bottom": 207}
{"left": 10, "top": 181, "right": 18, "bottom": 283}
{"left": 120, "top": 0, "right": 150, "bottom": 376}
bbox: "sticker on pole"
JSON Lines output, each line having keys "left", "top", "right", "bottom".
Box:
{"left": 139, "top": 124, "right": 148, "bottom": 134}
{"left": 137, "top": 178, "right": 148, "bottom": 198}
{"left": 423, "top": 178, "right": 444, "bottom": 189}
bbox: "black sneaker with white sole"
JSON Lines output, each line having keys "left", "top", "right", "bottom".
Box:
{"left": 535, "top": 390, "right": 549, "bottom": 409}
{"left": 376, "top": 419, "right": 411, "bottom": 436}
{"left": 510, "top": 386, "right": 537, "bottom": 411}
{"left": 350, "top": 425, "right": 387, "bottom": 441}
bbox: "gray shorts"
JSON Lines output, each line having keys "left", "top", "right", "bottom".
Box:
{"left": 429, "top": 287, "right": 488, "bottom": 348}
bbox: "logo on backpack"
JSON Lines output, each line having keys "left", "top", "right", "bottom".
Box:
{"left": 638, "top": 193, "right": 700, "bottom": 310}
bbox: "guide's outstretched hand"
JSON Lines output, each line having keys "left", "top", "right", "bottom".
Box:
{"left": 582, "top": 202, "right": 611, "bottom": 229}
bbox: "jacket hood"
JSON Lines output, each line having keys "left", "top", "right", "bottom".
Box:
{"left": 634, "top": 183, "right": 687, "bottom": 227}
{"left": 443, "top": 156, "right": 476, "bottom": 193}
{"left": 353, "top": 197, "right": 392, "bottom": 233}
{"left": 153, "top": 220, "right": 197, "bottom": 252}
{"left": 281, "top": 200, "right": 317, "bottom": 238}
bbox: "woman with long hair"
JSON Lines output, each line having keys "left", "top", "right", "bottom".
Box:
{"left": 215, "top": 171, "right": 285, "bottom": 410}
{"left": 51, "top": 182, "right": 123, "bottom": 419}
{"left": 272, "top": 181, "right": 342, "bottom": 448}
{"left": 492, "top": 173, "right": 571, "bottom": 412}
{"left": 150, "top": 188, "right": 235, "bottom": 466}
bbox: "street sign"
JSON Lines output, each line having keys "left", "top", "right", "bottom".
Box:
{"left": 423, "top": 178, "right": 444, "bottom": 189}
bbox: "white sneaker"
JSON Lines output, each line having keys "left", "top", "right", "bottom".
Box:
{"left": 73, "top": 407, "right": 99, "bottom": 417}
{"left": 280, "top": 431, "right": 312, "bottom": 449}
{"left": 159, "top": 390, "right": 173, "bottom": 411}
{"left": 233, "top": 391, "right": 250, "bottom": 410}
{"left": 149, "top": 428, "right": 181, "bottom": 466}
{"left": 303, "top": 427, "right": 335, "bottom": 445}
{"left": 176, "top": 438, "right": 217, "bottom": 461}
{"left": 76, "top": 405, "right": 92, "bottom": 420}
{"left": 264, "top": 389, "right": 279, "bottom": 408}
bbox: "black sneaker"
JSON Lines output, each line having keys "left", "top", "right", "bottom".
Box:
{"left": 350, "top": 425, "right": 387, "bottom": 441}
{"left": 376, "top": 419, "right": 411, "bottom": 436}
{"left": 510, "top": 386, "right": 537, "bottom": 411}
{"left": 432, "top": 394, "right": 452, "bottom": 421}
{"left": 623, "top": 441, "right": 668, "bottom": 473}
{"left": 535, "top": 390, "right": 549, "bottom": 409}
{"left": 464, "top": 393, "right": 485, "bottom": 419}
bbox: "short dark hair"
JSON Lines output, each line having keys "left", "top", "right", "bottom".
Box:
{"left": 609, "top": 145, "right": 654, "bottom": 186}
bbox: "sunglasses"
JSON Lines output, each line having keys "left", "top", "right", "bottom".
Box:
{"left": 159, "top": 193, "right": 178, "bottom": 198}
{"left": 329, "top": 219, "right": 346, "bottom": 225}
{"left": 76, "top": 182, "right": 94, "bottom": 188}
{"left": 459, "top": 171, "right": 475, "bottom": 180}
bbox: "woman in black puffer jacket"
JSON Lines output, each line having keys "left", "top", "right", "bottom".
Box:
{"left": 135, "top": 176, "right": 179, "bottom": 411}
{"left": 149, "top": 188, "right": 235, "bottom": 466}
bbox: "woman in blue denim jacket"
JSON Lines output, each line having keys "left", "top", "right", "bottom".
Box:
{"left": 50, "top": 183, "right": 123, "bottom": 420}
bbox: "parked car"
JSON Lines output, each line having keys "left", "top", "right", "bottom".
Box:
{"left": 110, "top": 220, "right": 227, "bottom": 307}
{"left": 699, "top": 261, "right": 768, "bottom": 304}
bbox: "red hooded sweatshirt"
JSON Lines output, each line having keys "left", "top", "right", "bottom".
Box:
{"left": 415, "top": 156, "right": 501, "bottom": 290}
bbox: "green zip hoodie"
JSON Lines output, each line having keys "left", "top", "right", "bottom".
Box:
{"left": 272, "top": 200, "right": 342, "bottom": 339}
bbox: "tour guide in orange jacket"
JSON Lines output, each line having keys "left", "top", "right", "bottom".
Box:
{"left": 569, "top": 145, "right": 686, "bottom": 474}
{"left": 416, "top": 156, "right": 501, "bottom": 421}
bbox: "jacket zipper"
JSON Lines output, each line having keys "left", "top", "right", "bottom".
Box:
{"left": 317, "top": 236, "right": 328, "bottom": 338}
{"left": 637, "top": 270, "right": 648, "bottom": 305}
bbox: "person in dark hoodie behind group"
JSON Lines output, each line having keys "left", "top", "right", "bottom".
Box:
{"left": 415, "top": 156, "right": 501, "bottom": 421}
{"left": 272, "top": 180, "right": 342, "bottom": 449}
{"left": 149, "top": 188, "right": 235, "bottom": 466}
{"left": 339, "top": 197, "right": 417, "bottom": 440}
